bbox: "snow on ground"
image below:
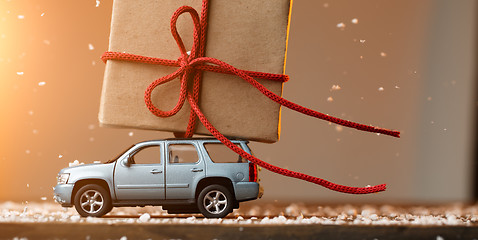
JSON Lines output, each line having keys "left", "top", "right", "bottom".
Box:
{"left": 0, "top": 201, "right": 477, "bottom": 226}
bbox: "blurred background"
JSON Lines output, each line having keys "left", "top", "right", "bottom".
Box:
{"left": 0, "top": 0, "right": 476, "bottom": 204}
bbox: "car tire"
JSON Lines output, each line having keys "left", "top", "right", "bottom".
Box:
{"left": 197, "top": 184, "right": 233, "bottom": 218}
{"left": 74, "top": 184, "right": 112, "bottom": 217}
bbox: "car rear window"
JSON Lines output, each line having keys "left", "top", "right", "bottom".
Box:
{"left": 203, "top": 143, "right": 246, "bottom": 163}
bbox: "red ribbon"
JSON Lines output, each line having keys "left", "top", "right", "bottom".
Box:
{"left": 101, "top": 0, "right": 400, "bottom": 194}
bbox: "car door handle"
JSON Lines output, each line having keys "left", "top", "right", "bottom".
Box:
{"left": 191, "top": 168, "right": 203, "bottom": 172}
{"left": 150, "top": 169, "right": 162, "bottom": 174}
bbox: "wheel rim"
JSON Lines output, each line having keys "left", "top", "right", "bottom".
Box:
{"left": 203, "top": 190, "right": 228, "bottom": 215}
{"left": 79, "top": 190, "right": 104, "bottom": 214}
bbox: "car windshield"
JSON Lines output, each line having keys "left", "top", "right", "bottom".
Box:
{"left": 105, "top": 144, "right": 134, "bottom": 163}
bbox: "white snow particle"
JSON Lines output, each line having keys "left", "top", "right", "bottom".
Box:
{"left": 120, "top": 237, "right": 127, "bottom": 240}
{"left": 26, "top": 184, "right": 29, "bottom": 188}
{"left": 436, "top": 236, "right": 444, "bottom": 240}
{"left": 96, "top": 0, "right": 100, "bottom": 7}
{"left": 58, "top": 154, "right": 63, "bottom": 159}
{"left": 16, "top": 72, "right": 24, "bottom": 76}
{"left": 330, "top": 85, "right": 341, "bottom": 91}
{"left": 40, "top": 13, "right": 45, "bottom": 17}
{"left": 327, "top": 96, "right": 334, "bottom": 102}
{"left": 335, "top": 126, "right": 343, "bottom": 132}
{"left": 359, "top": 39, "right": 366, "bottom": 43}
{"left": 128, "top": 132, "right": 134, "bottom": 137}
{"left": 378, "top": 87, "right": 384, "bottom": 92}
{"left": 336, "top": 22, "right": 346, "bottom": 30}
{"left": 17, "top": 15, "right": 24, "bottom": 19}
{"left": 395, "top": 85, "right": 400, "bottom": 89}
{"left": 41, "top": 197, "right": 47, "bottom": 201}
{"left": 139, "top": 213, "right": 151, "bottom": 222}
{"left": 69, "top": 160, "right": 84, "bottom": 167}
{"left": 88, "top": 43, "right": 94, "bottom": 50}
{"left": 380, "top": 52, "right": 387, "bottom": 57}
{"left": 38, "top": 81, "right": 46, "bottom": 86}
{"left": 351, "top": 18, "right": 358, "bottom": 24}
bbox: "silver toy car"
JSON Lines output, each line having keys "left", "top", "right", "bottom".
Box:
{"left": 53, "top": 138, "right": 262, "bottom": 218}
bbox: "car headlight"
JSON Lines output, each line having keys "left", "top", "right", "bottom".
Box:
{"left": 57, "top": 173, "right": 70, "bottom": 184}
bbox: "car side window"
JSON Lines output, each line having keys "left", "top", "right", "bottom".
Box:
{"left": 130, "top": 145, "right": 161, "bottom": 164}
{"left": 203, "top": 143, "right": 246, "bottom": 163}
{"left": 168, "top": 144, "right": 198, "bottom": 164}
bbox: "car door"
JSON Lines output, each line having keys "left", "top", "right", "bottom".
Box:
{"left": 165, "top": 141, "right": 205, "bottom": 199}
{"left": 114, "top": 143, "right": 165, "bottom": 200}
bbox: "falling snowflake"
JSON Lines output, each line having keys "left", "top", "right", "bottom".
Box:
{"left": 359, "top": 39, "right": 366, "bottom": 43}
{"left": 351, "top": 18, "right": 358, "bottom": 24}
{"left": 327, "top": 97, "right": 334, "bottom": 102}
{"left": 38, "top": 82, "right": 46, "bottom": 86}
{"left": 58, "top": 154, "right": 63, "bottom": 159}
{"left": 335, "top": 126, "right": 343, "bottom": 132}
{"left": 88, "top": 43, "right": 94, "bottom": 50}
{"left": 378, "top": 87, "right": 384, "bottom": 91}
{"left": 336, "top": 22, "right": 346, "bottom": 30}
{"left": 17, "top": 15, "right": 24, "bottom": 19}
{"left": 40, "top": 13, "right": 45, "bottom": 17}
{"left": 40, "top": 197, "right": 47, "bottom": 201}
{"left": 128, "top": 132, "right": 134, "bottom": 137}
{"left": 330, "top": 85, "right": 341, "bottom": 91}
{"left": 96, "top": 0, "right": 101, "bottom": 7}
{"left": 16, "top": 72, "right": 24, "bottom": 76}
{"left": 380, "top": 52, "right": 387, "bottom": 57}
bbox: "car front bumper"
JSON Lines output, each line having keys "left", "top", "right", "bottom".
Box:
{"left": 53, "top": 183, "right": 74, "bottom": 207}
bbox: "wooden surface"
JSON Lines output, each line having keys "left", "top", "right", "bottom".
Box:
{"left": 1, "top": 222, "right": 478, "bottom": 240}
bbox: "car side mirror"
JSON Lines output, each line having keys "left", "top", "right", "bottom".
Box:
{"left": 125, "top": 156, "right": 133, "bottom": 167}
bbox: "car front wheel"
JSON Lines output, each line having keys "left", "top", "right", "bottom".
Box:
{"left": 74, "top": 184, "right": 112, "bottom": 217}
{"left": 197, "top": 184, "right": 233, "bottom": 218}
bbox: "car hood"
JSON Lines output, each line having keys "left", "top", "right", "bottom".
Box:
{"left": 59, "top": 162, "right": 114, "bottom": 175}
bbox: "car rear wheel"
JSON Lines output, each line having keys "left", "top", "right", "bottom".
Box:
{"left": 74, "top": 184, "right": 112, "bottom": 217}
{"left": 197, "top": 184, "right": 233, "bottom": 218}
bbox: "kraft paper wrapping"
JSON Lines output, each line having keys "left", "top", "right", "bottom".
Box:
{"left": 99, "top": 0, "right": 292, "bottom": 143}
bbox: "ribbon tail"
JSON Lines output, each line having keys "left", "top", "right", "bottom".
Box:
{"left": 187, "top": 94, "right": 386, "bottom": 194}
{"left": 192, "top": 57, "right": 400, "bottom": 138}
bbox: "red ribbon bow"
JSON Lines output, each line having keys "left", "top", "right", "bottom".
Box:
{"left": 102, "top": 0, "right": 400, "bottom": 194}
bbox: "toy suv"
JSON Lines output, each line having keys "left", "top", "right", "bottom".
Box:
{"left": 53, "top": 138, "right": 262, "bottom": 218}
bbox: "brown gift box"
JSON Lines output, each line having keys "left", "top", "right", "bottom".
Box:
{"left": 99, "top": 0, "right": 292, "bottom": 143}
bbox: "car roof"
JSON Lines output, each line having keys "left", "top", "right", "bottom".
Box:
{"left": 138, "top": 138, "right": 249, "bottom": 144}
